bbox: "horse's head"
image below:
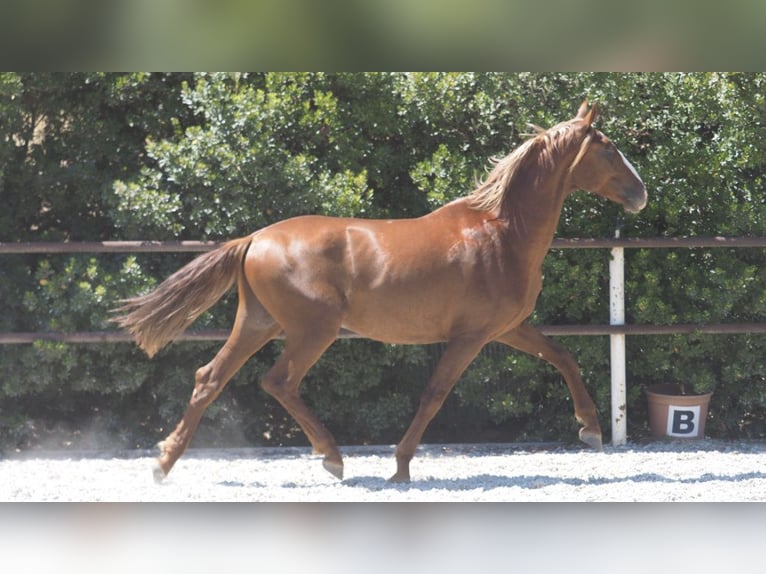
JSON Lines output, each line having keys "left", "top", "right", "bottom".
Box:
{"left": 567, "top": 101, "right": 647, "bottom": 214}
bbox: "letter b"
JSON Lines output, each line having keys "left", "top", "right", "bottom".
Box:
{"left": 667, "top": 405, "right": 701, "bottom": 437}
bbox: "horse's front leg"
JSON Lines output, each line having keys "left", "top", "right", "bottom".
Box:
{"left": 390, "top": 335, "right": 486, "bottom": 482}
{"left": 495, "top": 322, "right": 603, "bottom": 450}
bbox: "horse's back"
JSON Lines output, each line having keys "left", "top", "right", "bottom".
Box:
{"left": 245, "top": 200, "right": 486, "bottom": 290}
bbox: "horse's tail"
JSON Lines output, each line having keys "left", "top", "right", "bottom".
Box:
{"left": 112, "top": 235, "right": 253, "bottom": 358}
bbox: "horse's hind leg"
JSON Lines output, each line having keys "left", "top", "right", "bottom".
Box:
{"left": 153, "top": 289, "right": 280, "bottom": 481}
{"left": 496, "top": 322, "right": 603, "bottom": 450}
{"left": 260, "top": 328, "right": 344, "bottom": 479}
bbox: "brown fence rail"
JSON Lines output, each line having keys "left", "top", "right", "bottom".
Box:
{"left": 2, "top": 236, "right": 766, "bottom": 254}
{"left": 2, "top": 323, "right": 766, "bottom": 345}
{"left": 1, "top": 236, "right": 765, "bottom": 344}
{"left": 0, "top": 240, "right": 221, "bottom": 254}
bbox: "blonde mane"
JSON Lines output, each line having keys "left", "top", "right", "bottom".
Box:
{"left": 468, "top": 120, "right": 588, "bottom": 214}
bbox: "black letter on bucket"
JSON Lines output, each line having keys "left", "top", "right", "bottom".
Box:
{"left": 666, "top": 405, "right": 701, "bottom": 437}
{"left": 671, "top": 410, "right": 695, "bottom": 435}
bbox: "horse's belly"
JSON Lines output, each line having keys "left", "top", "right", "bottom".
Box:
{"left": 342, "top": 300, "right": 452, "bottom": 344}
{"left": 340, "top": 320, "right": 448, "bottom": 345}
{"left": 340, "top": 273, "right": 538, "bottom": 344}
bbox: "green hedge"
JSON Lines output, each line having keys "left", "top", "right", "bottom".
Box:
{"left": 1, "top": 73, "right": 764, "bottom": 452}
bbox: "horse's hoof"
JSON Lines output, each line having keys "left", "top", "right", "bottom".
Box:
{"left": 387, "top": 472, "right": 411, "bottom": 484}
{"left": 579, "top": 429, "right": 603, "bottom": 451}
{"left": 152, "top": 460, "right": 167, "bottom": 484}
{"left": 322, "top": 458, "right": 344, "bottom": 480}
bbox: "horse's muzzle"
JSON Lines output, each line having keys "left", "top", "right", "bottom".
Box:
{"left": 622, "top": 186, "right": 648, "bottom": 213}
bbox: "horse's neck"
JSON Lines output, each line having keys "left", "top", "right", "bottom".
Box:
{"left": 502, "top": 166, "right": 569, "bottom": 261}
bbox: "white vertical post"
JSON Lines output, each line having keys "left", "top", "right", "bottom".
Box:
{"left": 609, "top": 232, "right": 627, "bottom": 446}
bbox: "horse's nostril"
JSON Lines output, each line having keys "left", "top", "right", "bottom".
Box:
{"left": 623, "top": 187, "right": 647, "bottom": 213}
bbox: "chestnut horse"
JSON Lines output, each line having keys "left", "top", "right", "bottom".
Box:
{"left": 114, "top": 101, "right": 647, "bottom": 483}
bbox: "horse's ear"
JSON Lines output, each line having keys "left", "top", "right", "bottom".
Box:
{"left": 576, "top": 100, "right": 599, "bottom": 126}
{"left": 576, "top": 100, "right": 590, "bottom": 119}
{"left": 585, "top": 102, "right": 600, "bottom": 126}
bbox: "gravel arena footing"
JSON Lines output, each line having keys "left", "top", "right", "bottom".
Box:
{"left": 3, "top": 439, "right": 766, "bottom": 501}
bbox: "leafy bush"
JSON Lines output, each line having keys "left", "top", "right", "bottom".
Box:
{"left": 1, "top": 73, "right": 764, "bottom": 452}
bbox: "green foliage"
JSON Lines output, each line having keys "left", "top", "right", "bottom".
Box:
{"left": 1, "top": 73, "right": 765, "bottom": 452}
